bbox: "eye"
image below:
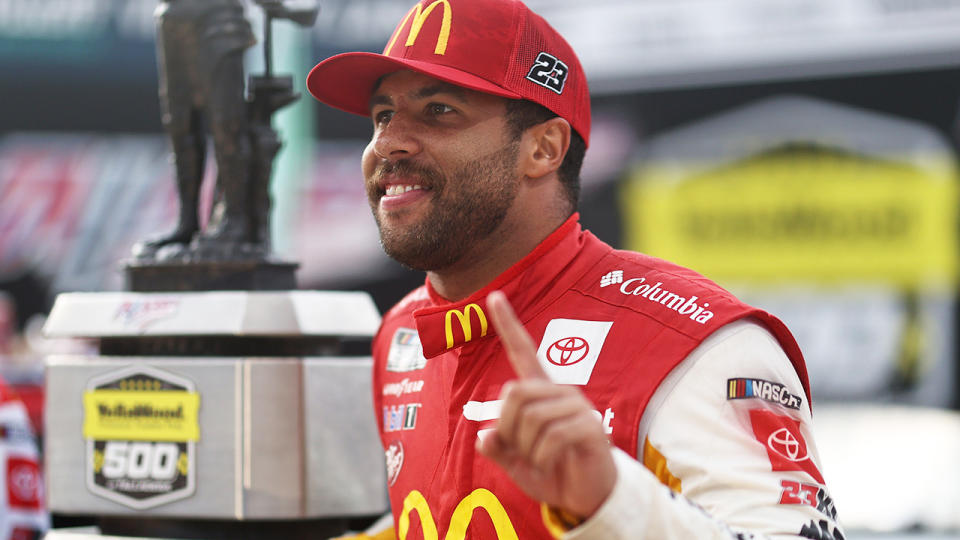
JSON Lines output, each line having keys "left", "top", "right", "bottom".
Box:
{"left": 426, "top": 102, "right": 455, "bottom": 116}
{"left": 373, "top": 109, "right": 393, "bottom": 126}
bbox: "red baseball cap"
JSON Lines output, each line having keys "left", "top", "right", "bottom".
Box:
{"left": 306, "top": 0, "right": 590, "bottom": 146}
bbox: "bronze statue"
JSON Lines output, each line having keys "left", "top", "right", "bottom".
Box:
{"left": 136, "top": 0, "right": 319, "bottom": 262}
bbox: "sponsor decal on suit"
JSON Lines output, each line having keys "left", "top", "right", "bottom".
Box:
{"left": 384, "top": 403, "right": 421, "bottom": 432}
{"left": 382, "top": 378, "right": 425, "bottom": 397}
{"left": 536, "top": 319, "right": 613, "bottom": 385}
{"left": 799, "top": 519, "right": 845, "bottom": 540}
{"left": 728, "top": 377, "right": 803, "bottom": 410}
{"left": 443, "top": 303, "right": 487, "bottom": 350}
{"left": 779, "top": 479, "right": 838, "bottom": 521}
{"left": 387, "top": 328, "right": 428, "bottom": 372}
{"left": 463, "top": 400, "right": 614, "bottom": 436}
{"left": 749, "top": 409, "right": 824, "bottom": 484}
{"left": 385, "top": 441, "right": 404, "bottom": 487}
{"left": 600, "top": 270, "right": 714, "bottom": 324}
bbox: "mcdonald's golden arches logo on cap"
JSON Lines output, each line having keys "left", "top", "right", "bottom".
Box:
{"left": 444, "top": 303, "right": 487, "bottom": 349}
{"left": 386, "top": 0, "right": 452, "bottom": 56}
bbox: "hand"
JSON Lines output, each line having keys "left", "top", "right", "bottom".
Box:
{"left": 477, "top": 291, "right": 617, "bottom": 519}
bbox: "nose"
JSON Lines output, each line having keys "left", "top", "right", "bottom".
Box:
{"left": 372, "top": 112, "right": 422, "bottom": 161}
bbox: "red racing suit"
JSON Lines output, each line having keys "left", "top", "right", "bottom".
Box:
{"left": 371, "top": 215, "right": 842, "bottom": 540}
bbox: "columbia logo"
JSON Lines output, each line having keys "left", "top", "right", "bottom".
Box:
{"left": 608, "top": 272, "right": 715, "bottom": 325}
{"left": 600, "top": 270, "right": 623, "bottom": 288}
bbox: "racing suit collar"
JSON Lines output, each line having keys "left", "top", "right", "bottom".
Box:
{"left": 414, "top": 213, "right": 584, "bottom": 359}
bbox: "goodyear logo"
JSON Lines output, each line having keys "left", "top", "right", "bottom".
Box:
{"left": 386, "top": 0, "right": 452, "bottom": 56}
{"left": 444, "top": 303, "right": 487, "bottom": 349}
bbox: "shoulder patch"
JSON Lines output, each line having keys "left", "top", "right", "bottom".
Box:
{"left": 727, "top": 377, "right": 803, "bottom": 410}
{"left": 749, "top": 409, "right": 824, "bottom": 484}
{"left": 598, "top": 268, "right": 715, "bottom": 324}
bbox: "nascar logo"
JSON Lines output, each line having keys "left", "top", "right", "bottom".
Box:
{"left": 727, "top": 377, "right": 802, "bottom": 410}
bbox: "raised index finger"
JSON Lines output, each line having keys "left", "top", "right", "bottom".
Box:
{"left": 487, "top": 290, "right": 548, "bottom": 381}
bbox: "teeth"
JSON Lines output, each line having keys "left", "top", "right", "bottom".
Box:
{"left": 385, "top": 185, "right": 424, "bottom": 196}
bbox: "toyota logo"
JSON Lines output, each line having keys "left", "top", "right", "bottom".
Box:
{"left": 767, "top": 427, "right": 807, "bottom": 462}
{"left": 546, "top": 337, "right": 589, "bottom": 366}
{"left": 9, "top": 465, "right": 38, "bottom": 502}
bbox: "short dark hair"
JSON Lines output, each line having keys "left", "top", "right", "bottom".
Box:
{"left": 504, "top": 99, "right": 585, "bottom": 211}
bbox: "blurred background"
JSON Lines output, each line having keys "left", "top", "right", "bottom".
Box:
{"left": 3, "top": 0, "right": 960, "bottom": 538}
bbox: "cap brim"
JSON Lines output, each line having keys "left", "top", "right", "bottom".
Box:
{"left": 307, "top": 52, "right": 523, "bottom": 117}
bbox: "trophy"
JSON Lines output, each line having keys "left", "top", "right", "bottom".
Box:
{"left": 42, "top": 3, "right": 388, "bottom": 538}
{"left": 129, "top": 0, "right": 322, "bottom": 292}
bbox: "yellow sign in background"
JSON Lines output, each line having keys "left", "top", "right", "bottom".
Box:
{"left": 83, "top": 389, "right": 200, "bottom": 442}
{"left": 623, "top": 148, "right": 959, "bottom": 287}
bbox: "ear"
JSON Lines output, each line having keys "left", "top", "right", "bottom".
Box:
{"left": 519, "top": 117, "right": 571, "bottom": 180}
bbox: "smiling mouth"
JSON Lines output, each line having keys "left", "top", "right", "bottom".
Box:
{"left": 373, "top": 159, "right": 441, "bottom": 202}
{"left": 384, "top": 184, "right": 427, "bottom": 197}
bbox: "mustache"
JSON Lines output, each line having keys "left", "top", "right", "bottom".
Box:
{"left": 373, "top": 160, "right": 444, "bottom": 191}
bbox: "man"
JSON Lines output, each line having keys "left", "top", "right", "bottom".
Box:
{"left": 307, "top": 1, "right": 845, "bottom": 538}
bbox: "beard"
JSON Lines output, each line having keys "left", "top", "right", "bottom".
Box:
{"left": 368, "top": 142, "right": 520, "bottom": 272}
